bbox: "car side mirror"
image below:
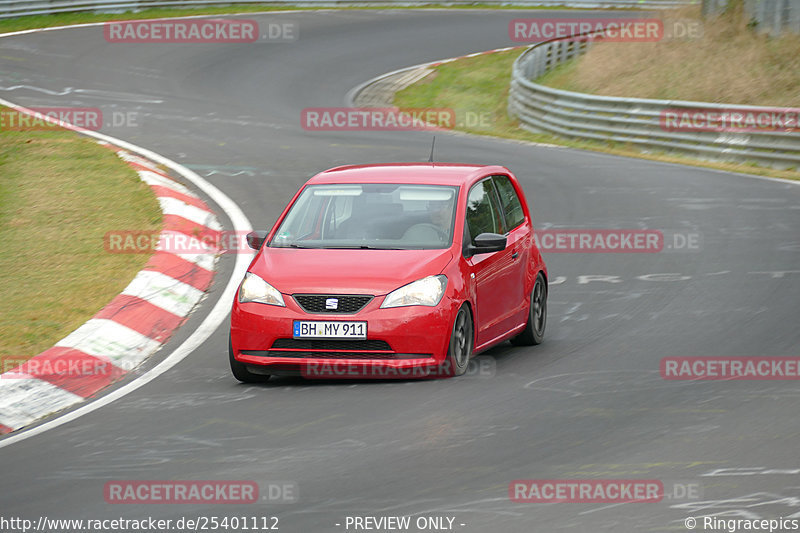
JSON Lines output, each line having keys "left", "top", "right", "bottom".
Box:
{"left": 246, "top": 231, "right": 268, "bottom": 250}
{"left": 466, "top": 232, "right": 507, "bottom": 257}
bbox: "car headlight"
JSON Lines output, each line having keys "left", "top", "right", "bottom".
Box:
{"left": 380, "top": 275, "right": 447, "bottom": 308}
{"left": 238, "top": 272, "right": 285, "bottom": 306}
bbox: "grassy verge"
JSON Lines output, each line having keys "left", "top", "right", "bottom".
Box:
{"left": 395, "top": 49, "right": 550, "bottom": 141}
{"left": 393, "top": 22, "right": 800, "bottom": 181}
{"left": 0, "top": 3, "right": 575, "bottom": 34}
{"left": 540, "top": 4, "right": 800, "bottom": 106}
{"left": 0, "top": 108, "right": 162, "bottom": 368}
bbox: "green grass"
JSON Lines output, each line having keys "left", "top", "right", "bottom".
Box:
{"left": 394, "top": 49, "right": 557, "bottom": 142}
{"left": 393, "top": 48, "right": 800, "bottom": 181}
{"left": 541, "top": 3, "right": 800, "bottom": 106}
{"left": 0, "top": 109, "right": 162, "bottom": 368}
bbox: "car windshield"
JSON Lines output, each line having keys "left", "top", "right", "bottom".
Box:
{"left": 269, "top": 183, "right": 458, "bottom": 250}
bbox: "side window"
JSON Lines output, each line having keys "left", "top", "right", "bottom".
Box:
{"left": 493, "top": 175, "right": 525, "bottom": 230}
{"left": 466, "top": 179, "right": 505, "bottom": 243}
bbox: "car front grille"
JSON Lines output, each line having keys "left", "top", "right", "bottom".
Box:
{"left": 293, "top": 294, "right": 373, "bottom": 314}
{"left": 272, "top": 339, "right": 391, "bottom": 351}
{"left": 264, "top": 338, "right": 395, "bottom": 359}
{"left": 264, "top": 351, "right": 400, "bottom": 360}
{"left": 242, "top": 339, "right": 431, "bottom": 360}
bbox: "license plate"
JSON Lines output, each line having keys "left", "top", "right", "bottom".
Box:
{"left": 293, "top": 320, "right": 367, "bottom": 339}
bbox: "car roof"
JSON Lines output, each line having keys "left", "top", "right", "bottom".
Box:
{"left": 307, "top": 163, "right": 511, "bottom": 186}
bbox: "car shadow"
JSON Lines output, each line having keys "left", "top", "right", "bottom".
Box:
{"left": 234, "top": 340, "right": 533, "bottom": 387}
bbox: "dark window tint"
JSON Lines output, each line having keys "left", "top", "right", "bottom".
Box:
{"left": 466, "top": 179, "right": 504, "bottom": 242}
{"left": 493, "top": 175, "right": 525, "bottom": 230}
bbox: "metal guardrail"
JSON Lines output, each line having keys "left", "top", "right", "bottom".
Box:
{"left": 704, "top": 0, "right": 800, "bottom": 36}
{"left": 0, "top": 0, "right": 698, "bottom": 20}
{"left": 508, "top": 34, "right": 800, "bottom": 169}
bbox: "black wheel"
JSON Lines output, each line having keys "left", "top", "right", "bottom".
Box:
{"left": 229, "top": 336, "right": 271, "bottom": 383}
{"left": 510, "top": 273, "right": 547, "bottom": 346}
{"left": 442, "top": 305, "right": 474, "bottom": 377}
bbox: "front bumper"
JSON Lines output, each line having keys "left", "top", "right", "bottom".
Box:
{"left": 231, "top": 294, "right": 458, "bottom": 378}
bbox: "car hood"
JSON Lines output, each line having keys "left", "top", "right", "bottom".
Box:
{"left": 249, "top": 247, "right": 455, "bottom": 295}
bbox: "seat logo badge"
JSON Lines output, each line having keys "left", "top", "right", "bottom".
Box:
{"left": 326, "top": 298, "right": 339, "bottom": 310}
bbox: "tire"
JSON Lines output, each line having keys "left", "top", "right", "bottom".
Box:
{"left": 442, "top": 305, "right": 474, "bottom": 377}
{"left": 510, "top": 272, "right": 547, "bottom": 346}
{"left": 229, "top": 335, "right": 271, "bottom": 383}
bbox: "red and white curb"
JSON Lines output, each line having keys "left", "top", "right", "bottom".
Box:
{"left": 348, "top": 45, "right": 530, "bottom": 106}
{"left": 428, "top": 45, "right": 529, "bottom": 67}
{"left": 0, "top": 145, "right": 221, "bottom": 435}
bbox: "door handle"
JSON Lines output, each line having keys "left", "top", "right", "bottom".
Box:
{"left": 511, "top": 250, "right": 519, "bottom": 259}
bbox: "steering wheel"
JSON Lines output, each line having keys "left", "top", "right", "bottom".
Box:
{"left": 402, "top": 223, "right": 447, "bottom": 242}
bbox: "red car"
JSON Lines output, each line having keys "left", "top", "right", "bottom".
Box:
{"left": 229, "top": 163, "right": 547, "bottom": 381}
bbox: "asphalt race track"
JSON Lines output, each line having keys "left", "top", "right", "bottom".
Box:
{"left": 1, "top": 9, "right": 799, "bottom": 533}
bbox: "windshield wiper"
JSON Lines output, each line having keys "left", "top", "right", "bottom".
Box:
{"left": 272, "top": 243, "right": 320, "bottom": 249}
